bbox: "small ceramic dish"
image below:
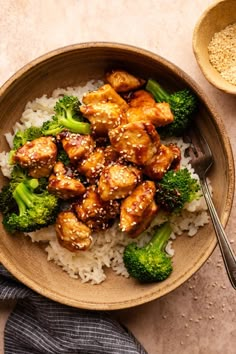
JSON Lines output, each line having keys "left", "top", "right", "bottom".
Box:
{"left": 193, "top": 0, "right": 236, "bottom": 95}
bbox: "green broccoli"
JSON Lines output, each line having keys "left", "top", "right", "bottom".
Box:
{"left": 0, "top": 166, "right": 59, "bottom": 233}
{"left": 146, "top": 79, "right": 198, "bottom": 137}
{"left": 123, "top": 222, "right": 173, "bottom": 282}
{"left": 155, "top": 168, "right": 200, "bottom": 212}
{"left": 0, "top": 184, "right": 17, "bottom": 215}
{"left": 12, "top": 126, "right": 43, "bottom": 150}
{"left": 0, "top": 166, "right": 33, "bottom": 215}
{"left": 41, "top": 95, "right": 91, "bottom": 136}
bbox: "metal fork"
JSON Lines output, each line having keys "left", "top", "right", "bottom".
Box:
{"left": 184, "top": 127, "right": 236, "bottom": 290}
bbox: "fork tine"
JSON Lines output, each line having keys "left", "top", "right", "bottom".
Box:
{"left": 192, "top": 126, "right": 213, "bottom": 158}
{"left": 184, "top": 125, "right": 213, "bottom": 160}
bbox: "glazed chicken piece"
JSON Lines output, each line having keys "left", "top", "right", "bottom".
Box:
{"left": 98, "top": 164, "right": 142, "bottom": 201}
{"left": 82, "top": 84, "right": 128, "bottom": 110}
{"left": 103, "top": 145, "right": 120, "bottom": 164}
{"left": 55, "top": 211, "right": 92, "bottom": 252}
{"left": 143, "top": 144, "right": 178, "bottom": 180}
{"left": 74, "top": 186, "right": 120, "bottom": 231}
{"left": 109, "top": 121, "right": 160, "bottom": 166}
{"left": 126, "top": 90, "right": 174, "bottom": 127}
{"left": 105, "top": 70, "right": 145, "bottom": 93}
{"left": 48, "top": 162, "right": 86, "bottom": 199}
{"left": 59, "top": 132, "right": 95, "bottom": 163}
{"left": 128, "top": 90, "right": 156, "bottom": 108}
{"left": 78, "top": 148, "right": 106, "bottom": 184}
{"left": 168, "top": 143, "right": 181, "bottom": 171}
{"left": 14, "top": 136, "right": 57, "bottom": 178}
{"left": 80, "top": 102, "right": 127, "bottom": 136}
{"left": 120, "top": 181, "right": 158, "bottom": 238}
{"left": 78, "top": 146, "right": 120, "bottom": 184}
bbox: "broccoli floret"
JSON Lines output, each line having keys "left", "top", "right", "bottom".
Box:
{"left": 123, "top": 222, "right": 173, "bottom": 282}
{"left": 146, "top": 79, "right": 198, "bottom": 137}
{"left": 1, "top": 166, "right": 59, "bottom": 233}
{"left": 13, "top": 126, "right": 42, "bottom": 150}
{"left": 0, "top": 184, "right": 17, "bottom": 215}
{"left": 41, "top": 95, "right": 91, "bottom": 136}
{"left": 10, "top": 165, "right": 30, "bottom": 186}
{"left": 155, "top": 168, "right": 200, "bottom": 212}
{"left": 0, "top": 165, "right": 27, "bottom": 215}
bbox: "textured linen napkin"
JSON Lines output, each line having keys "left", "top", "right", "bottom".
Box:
{"left": 0, "top": 265, "right": 147, "bottom": 354}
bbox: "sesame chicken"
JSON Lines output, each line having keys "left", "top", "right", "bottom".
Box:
{"left": 105, "top": 70, "right": 145, "bottom": 92}
{"left": 128, "top": 90, "right": 155, "bottom": 107}
{"left": 60, "top": 132, "right": 95, "bottom": 163}
{"left": 98, "top": 164, "right": 142, "bottom": 201}
{"left": 74, "top": 186, "right": 120, "bottom": 231}
{"left": 14, "top": 136, "right": 57, "bottom": 178}
{"left": 103, "top": 145, "right": 120, "bottom": 165}
{"left": 80, "top": 102, "right": 127, "bottom": 136}
{"left": 78, "top": 148, "right": 106, "bottom": 184}
{"left": 55, "top": 211, "right": 92, "bottom": 252}
{"left": 168, "top": 144, "right": 181, "bottom": 171}
{"left": 78, "top": 146, "right": 120, "bottom": 184}
{"left": 108, "top": 121, "right": 160, "bottom": 166}
{"left": 143, "top": 144, "right": 176, "bottom": 180}
{"left": 119, "top": 181, "right": 158, "bottom": 238}
{"left": 82, "top": 84, "right": 128, "bottom": 110}
{"left": 48, "top": 161, "right": 86, "bottom": 199}
{"left": 127, "top": 90, "right": 174, "bottom": 127}
{"left": 10, "top": 71, "right": 188, "bottom": 253}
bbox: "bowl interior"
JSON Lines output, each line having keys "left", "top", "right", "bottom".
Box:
{"left": 0, "top": 43, "right": 234, "bottom": 309}
{"left": 192, "top": 0, "right": 236, "bottom": 94}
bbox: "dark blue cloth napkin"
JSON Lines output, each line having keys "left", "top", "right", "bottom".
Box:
{"left": 0, "top": 266, "right": 147, "bottom": 354}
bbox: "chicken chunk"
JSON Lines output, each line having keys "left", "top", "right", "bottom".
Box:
{"left": 127, "top": 104, "right": 174, "bottom": 127}
{"left": 168, "top": 143, "right": 181, "bottom": 171}
{"left": 143, "top": 144, "right": 176, "bottom": 180}
{"left": 74, "top": 186, "right": 120, "bottom": 231}
{"left": 129, "top": 90, "right": 156, "bottom": 108}
{"left": 126, "top": 90, "right": 174, "bottom": 127}
{"left": 60, "top": 132, "right": 95, "bottom": 163}
{"left": 14, "top": 136, "right": 57, "bottom": 178}
{"left": 55, "top": 211, "right": 92, "bottom": 252}
{"left": 109, "top": 121, "right": 160, "bottom": 165}
{"left": 82, "top": 84, "right": 128, "bottom": 110}
{"left": 103, "top": 145, "right": 120, "bottom": 164}
{"left": 98, "top": 164, "right": 142, "bottom": 201}
{"left": 78, "top": 148, "right": 106, "bottom": 183}
{"left": 78, "top": 146, "right": 120, "bottom": 183}
{"left": 48, "top": 162, "right": 86, "bottom": 199}
{"left": 105, "top": 70, "right": 145, "bottom": 92}
{"left": 120, "top": 181, "right": 158, "bottom": 238}
{"left": 80, "top": 102, "right": 127, "bottom": 136}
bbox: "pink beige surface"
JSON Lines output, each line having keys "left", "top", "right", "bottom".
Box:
{"left": 0, "top": 1, "right": 236, "bottom": 353}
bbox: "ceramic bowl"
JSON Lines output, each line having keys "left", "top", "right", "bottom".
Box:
{"left": 192, "top": 0, "right": 236, "bottom": 95}
{"left": 0, "top": 43, "right": 234, "bottom": 310}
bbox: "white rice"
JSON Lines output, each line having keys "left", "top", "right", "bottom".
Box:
{"left": 0, "top": 82, "right": 210, "bottom": 284}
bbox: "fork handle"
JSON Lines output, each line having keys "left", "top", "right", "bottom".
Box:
{"left": 200, "top": 177, "right": 236, "bottom": 290}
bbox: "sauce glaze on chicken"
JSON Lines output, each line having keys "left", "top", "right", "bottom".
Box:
{"left": 14, "top": 69, "right": 181, "bottom": 252}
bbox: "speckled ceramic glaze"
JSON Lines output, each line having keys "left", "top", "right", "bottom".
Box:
{"left": 0, "top": 43, "right": 234, "bottom": 309}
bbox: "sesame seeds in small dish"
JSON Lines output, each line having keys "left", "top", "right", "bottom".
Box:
{"left": 193, "top": 0, "right": 236, "bottom": 95}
